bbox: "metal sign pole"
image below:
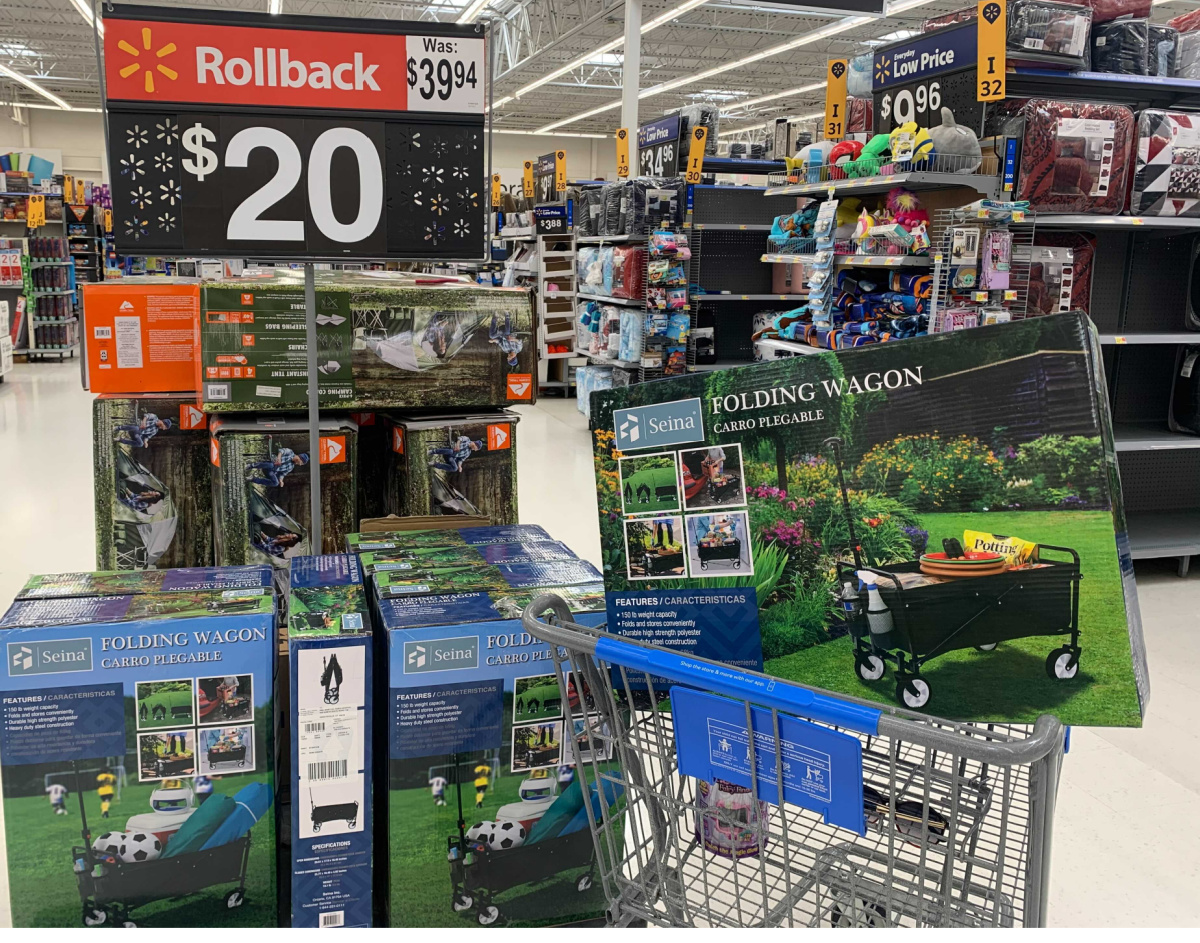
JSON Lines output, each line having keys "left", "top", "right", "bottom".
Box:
{"left": 305, "top": 262, "right": 322, "bottom": 554}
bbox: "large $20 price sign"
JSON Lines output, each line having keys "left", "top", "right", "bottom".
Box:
{"left": 102, "top": 4, "right": 486, "bottom": 259}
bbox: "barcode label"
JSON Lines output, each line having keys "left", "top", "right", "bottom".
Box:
{"left": 320, "top": 911, "right": 345, "bottom": 928}
{"left": 308, "top": 759, "right": 347, "bottom": 781}
{"left": 304, "top": 722, "right": 325, "bottom": 733}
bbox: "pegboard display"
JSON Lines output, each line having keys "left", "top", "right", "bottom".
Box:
{"left": 691, "top": 186, "right": 796, "bottom": 226}
{"left": 692, "top": 229, "right": 778, "bottom": 295}
{"left": 1123, "top": 234, "right": 1195, "bottom": 333}
{"left": 1110, "top": 345, "right": 1179, "bottom": 424}
{"left": 1118, "top": 449, "right": 1200, "bottom": 513}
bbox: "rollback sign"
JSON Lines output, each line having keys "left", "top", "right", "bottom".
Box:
{"left": 102, "top": 4, "right": 487, "bottom": 259}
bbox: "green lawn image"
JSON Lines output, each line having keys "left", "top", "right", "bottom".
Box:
{"left": 135, "top": 680, "right": 194, "bottom": 729}
{"left": 3, "top": 772, "right": 274, "bottom": 927}
{"left": 620, "top": 454, "right": 680, "bottom": 515}
{"left": 389, "top": 769, "right": 609, "bottom": 927}
{"left": 513, "top": 676, "right": 563, "bottom": 722}
{"left": 765, "top": 510, "right": 1142, "bottom": 726}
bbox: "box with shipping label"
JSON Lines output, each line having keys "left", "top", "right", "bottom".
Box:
{"left": 0, "top": 574, "right": 277, "bottom": 927}
{"left": 384, "top": 411, "right": 520, "bottom": 524}
{"left": 82, "top": 282, "right": 200, "bottom": 394}
{"left": 94, "top": 394, "right": 214, "bottom": 571}
{"left": 588, "top": 312, "right": 1148, "bottom": 726}
{"left": 287, "top": 555, "right": 378, "bottom": 928}
{"left": 210, "top": 417, "right": 358, "bottom": 570}
{"left": 196, "top": 274, "right": 536, "bottom": 412}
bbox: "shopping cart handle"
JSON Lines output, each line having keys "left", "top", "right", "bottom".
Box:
{"left": 593, "top": 636, "right": 882, "bottom": 736}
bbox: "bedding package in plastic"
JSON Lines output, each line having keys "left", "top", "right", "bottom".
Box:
{"left": 1007, "top": 0, "right": 1092, "bottom": 62}
{"left": 575, "top": 365, "right": 614, "bottom": 417}
{"left": 1130, "top": 109, "right": 1200, "bottom": 217}
{"left": 1091, "top": 17, "right": 1150, "bottom": 74}
{"left": 1178, "top": 30, "right": 1200, "bottom": 78}
{"left": 1004, "top": 98, "right": 1135, "bottom": 214}
{"left": 1148, "top": 24, "right": 1180, "bottom": 76}
{"left": 1027, "top": 233, "right": 1096, "bottom": 315}
{"left": 677, "top": 104, "right": 720, "bottom": 155}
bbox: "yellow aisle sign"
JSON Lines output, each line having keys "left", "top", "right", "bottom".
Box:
{"left": 554, "top": 150, "right": 567, "bottom": 192}
{"left": 977, "top": 0, "right": 1006, "bottom": 101}
{"left": 824, "top": 59, "right": 848, "bottom": 142}
{"left": 685, "top": 126, "right": 708, "bottom": 184}
{"left": 63, "top": 175, "right": 74, "bottom": 206}
{"left": 26, "top": 195, "right": 45, "bottom": 228}
{"left": 491, "top": 173, "right": 502, "bottom": 207}
{"left": 522, "top": 160, "right": 535, "bottom": 198}
{"left": 616, "top": 128, "right": 630, "bottom": 178}
{"left": 104, "top": 208, "right": 113, "bottom": 233}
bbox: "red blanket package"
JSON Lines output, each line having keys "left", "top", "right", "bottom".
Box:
{"left": 612, "top": 246, "right": 646, "bottom": 300}
{"left": 847, "top": 97, "right": 873, "bottom": 134}
{"left": 1006, "top": 99, "right": 1135, "bottom": 214}
{"left": 1029, "top": 233, "right": 1096, "bottom": 316}
{"left": 1077, "top": 0, "right": 1151, "bottom": 23}
{"left": 1168, "top": 8, "right": 1200, "bottom": 33}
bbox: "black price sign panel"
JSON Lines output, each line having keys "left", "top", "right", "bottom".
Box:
{"left": 872, "top": 22, "right": 982, "bottom": 136}
{"left": 102, "top": 4, "right": 486, "bottom": 259}
{"left": 638, "top": 116, "right": 681, "bottom": 177}
{"left": 534, "top": 152, "right": 559, "bottom": 205}
{"left": 534, "top": 205, "right": 568, "bottom": 236}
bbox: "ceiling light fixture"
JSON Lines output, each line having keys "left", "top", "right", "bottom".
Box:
{"left": 268, "top": 0, "right": 282, "bottom": 15}
{"left": 69, "top": 0, "right": 104, "bottom": 36}
{"left": 0, "top": 99, "right": 101, "bottom": 113}
{"left": 724, "top": 81, "right": 827, "bottom": 115}
{"left": 492, "top": 128, "right": 609, "bottom": 139}
{"left": 0, "top": 63, "right": 72, "bottom": 110}
{"left": 718, "top": 109, "right": 825, "bottom": 137}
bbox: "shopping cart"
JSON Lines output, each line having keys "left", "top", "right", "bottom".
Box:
{"left": 522, "top": 594, "right": 1065, "bottom": 928}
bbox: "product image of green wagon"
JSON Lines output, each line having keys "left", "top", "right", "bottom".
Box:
{"left": 823, "top": 437, "right": 1082, "bottom": 710}
{"left": 69, "top": 770, "right": 250, "bottom": 927}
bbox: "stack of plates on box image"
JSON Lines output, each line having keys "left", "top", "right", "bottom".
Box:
{"left": 918, "top": 551, "right": 1007, "bottom": 577}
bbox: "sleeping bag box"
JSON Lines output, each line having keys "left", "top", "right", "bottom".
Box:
{"left": 0, "top": 568, "right": 276, "bottom": 927}
{"left": 287, "top": 555, "right": 379, "bottom": 927}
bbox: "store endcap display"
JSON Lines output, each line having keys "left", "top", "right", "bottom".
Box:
{"left": 588, "top": 312, "right": 1148, "bottom": 726}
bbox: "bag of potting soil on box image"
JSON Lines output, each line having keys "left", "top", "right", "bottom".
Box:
{"left": 0, "top": 569, "right": 277, "bottom": 928}
{"left": 588, "top": 312, "right": 1148, "bottom": 727}
{"left": 93, "top": 395, "right": 214, "bottom": 571}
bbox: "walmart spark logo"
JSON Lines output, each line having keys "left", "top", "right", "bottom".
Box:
{"left": 117, "top": 27, "right": 178, "bottom": 94}
{"left": 875, "top": 54, "right": 891, "bottom": 85}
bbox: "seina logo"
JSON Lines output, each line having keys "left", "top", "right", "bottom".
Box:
{"left": 8, "top": 638, "right": 93, "bottom": 676}
{"left": 403, "top": 637, "right": 478, "bottom": 673}
{"left": 613, "top": 398, "right": 704, "bottom": 451}
{"left": 619, "top": 414, "right": 641, "bottom": 444}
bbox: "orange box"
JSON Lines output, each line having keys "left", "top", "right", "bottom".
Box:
{"left": 83, "top": 282, "right": 200, "bottom": 394}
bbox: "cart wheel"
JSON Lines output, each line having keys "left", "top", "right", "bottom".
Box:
{"left": 82, "top": 907, "right": 107, "bottom": 926}
{"left": 312, "top": 823, "right": 321, "bottom": 833}
{"left": 855, "top": 653, "right": 886, "bottom": 682}
{"left": 477, "top": 905, "right": 500, "bottom": 926}
{"left": 734, "top": 560, "right": 741, "bottom": 569}
{"left": 348, "top": 820, "right": 357, "bottom": 829}
{"left": 238, "top": 760, "right": 245, "bottom": 767}
{"left": 225, "top": 889, "right": 245, "bottom": 909}
{"left": 576, "top": 874, "right": 593, "bottom": 892}
{"left": 700, "top": 561, "right": 708, "bottom": 570}
{"left": 897, "top": 676, "right": 931, "bottom": 710}
{"left": 974, "top": 642, "right": 998, "bottom": 652}
{"left": 122, "top": 920, "right": 138, "bottom": 928}
{"left": 1046, "top": 647, "right": 1080, "bottom": 680}
{"left": 453, "top": 894, "right": 473, "bottom": 912}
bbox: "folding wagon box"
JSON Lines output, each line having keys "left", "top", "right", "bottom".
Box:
{"left": 196, "top": 274, "right": 537, "bottom": 412}
{"left": 0, "top": 582, "right": 276, "bottom": 927}
{"left": 382, "top": 580, "right": 615, "bottom": 928}
{"left": 588, "top": 312, "right": 1149, "bottom": 726}
{"left": 16, "top": 565, "right": 273, "bottom": 600}
{"left": 384, "top": 412, "right": 520, "bottom": 524}
{"left": 345, "top": 524, "right": 552, "bottom": 554}
{"left": 286, "top": 555, "right": 378, "bottom": 928}
{"left": 94, "top": 394, "right": 214, "bottom": 571}
{"left": 211, "top": 417, "right": 358, "bottom": 569}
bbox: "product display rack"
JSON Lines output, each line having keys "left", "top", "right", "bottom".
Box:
{"left": 574, "top": 232, "right": 649, "bottom": 374}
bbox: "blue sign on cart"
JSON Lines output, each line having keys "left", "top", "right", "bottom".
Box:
{"left": 670, "top": 686, "right": 866, "bottom": 835}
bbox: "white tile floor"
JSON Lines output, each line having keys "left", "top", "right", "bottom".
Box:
{"left": 0, "top": 360, "right": 1197, "bottom": 927}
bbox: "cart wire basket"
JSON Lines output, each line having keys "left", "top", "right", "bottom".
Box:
{"left": 522, "top": 594, "right": 1065, "bottom": 928}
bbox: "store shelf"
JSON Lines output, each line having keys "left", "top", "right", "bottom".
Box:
{"left": 764, "top": 172, "right": 999, "bottom": 200}
{"left": 543, "top": 350, "right": 576, "bottom": 359}
{"left": 542, "top": 290, "right": 576, "bottom": 299}
{"left": 576, "top": 292, "right": 644, "bottom": 307}
{"left": 499, "top": 226, "right": 535, "bottom": 239}
{"left": 690, "top": 359, "right": 754, "bottom": 372}
{"left": 1014, "top": 215, "right": 1200, "bottom": 231}
{"left": 703, "top": 157, "right": 787, "bottom": 176}
{"left": 760, "top": 252, "right": 932, "bottom": 267}
{"left": 28, "top": 259, "right": 72, "bottom": 268}
{"left": 686, "top": 223, "right": 773, "bottom": 232}
{"left": 573, "top": 348, "right": 640, "bottom": 368}
{"left": 575, "top": 234, "right": 647, "bottom": 244}
{"left": 756, "top": 337, "right": 826, "bottom": 356}
{"left": 1127, "top": 509, "right": 1200, "bottom": 562}
{"left": 693, "top": 293, "right": 807, "bottom": 302}
{"left": 30, "top": 288, "right": 75, "bottom": 296}
{"left": 1113, "top": 423, "right": 1200, "bottom": 452}
{"left": 1008, "top": 68, "right": 1200, "bottom": 110}
{"left": 32, "top": 317, "right": 78, "bottom": 325}
{"left": 1100, "top": 333, "right": 1199, "bottom": 345}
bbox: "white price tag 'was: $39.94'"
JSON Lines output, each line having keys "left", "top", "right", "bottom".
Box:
{"left": 405, "top": 36, "right": 484, "bottom": 113}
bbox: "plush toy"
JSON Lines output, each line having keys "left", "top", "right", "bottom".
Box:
{"left": 828, "top": 140, "right": 864, "bottom": 179}
{"left": 886, "top": 187, "right": 931, "bottom": 234}
{"left": 844, "top": 134, "right": 890, "bottom": 177}
{"left": 834, "top": 197, "right": 862, "bottom": 241}
{"left": 802, "top": 140, "right": 836, "bottom": 183}
{"left": 927, "top": 106, "right": 982, "bottom": 174}
{"left": 888, "top": 122, "right": 935, "bottom": 169}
